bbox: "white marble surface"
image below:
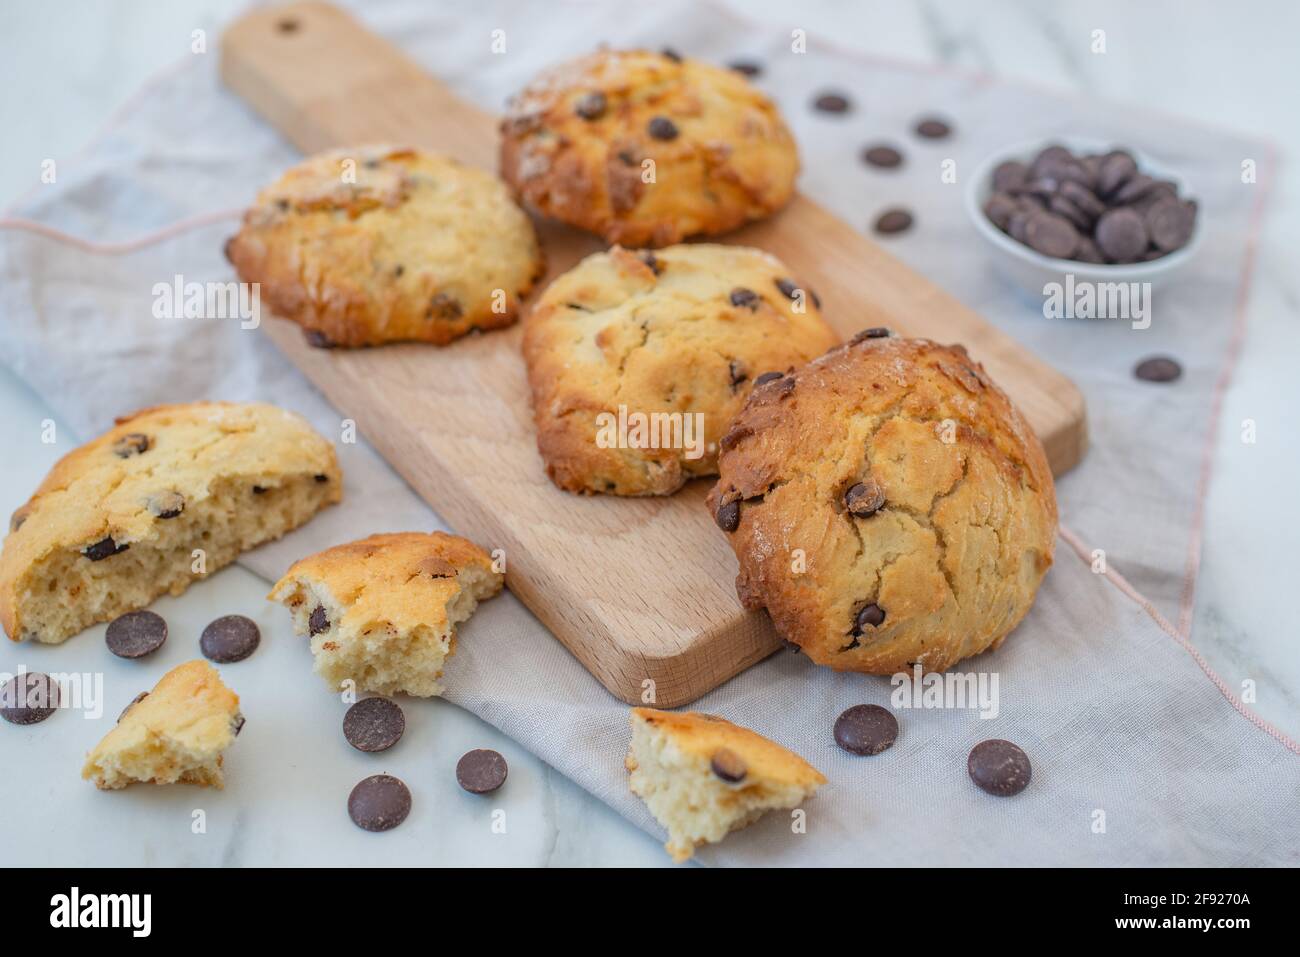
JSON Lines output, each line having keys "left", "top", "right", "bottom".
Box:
{"left": 0, "top": 0, "right": 1296, "bottom": 866}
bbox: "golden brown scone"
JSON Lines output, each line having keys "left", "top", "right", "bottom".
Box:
{"left": 501, "top": 50, "right": 798, "bottom": 247}
{"left": 268, "top": 532, "right": 504, "bottom": 697}
{"left": 626, "top": 708, "right": 826, "bottom": 863}
{"left": 524, "top": 243, "right": 839, "bottom": 495}
{"left": 706, "top": 331, "right": 1057, "bottom": 673}
{"left": 226, "top": 144, "right": 544, "bottom": 347}
{"left": 0, "top": 402, "right": 341, "bottom": 645}
{"left": 83, "top": 660, "right": 244, "bottom": 790}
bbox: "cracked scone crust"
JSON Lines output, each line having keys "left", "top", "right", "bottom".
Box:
{"left": 706, "top": 334, "right": 1057, "bottom": 673}
{"left": 83, "top": 660, "right": 243, "bottom": 790}
{"left": 501, "top": 50, "right": 798, "bottom": 247}
{"left": 0, "top": 401, "right": 341, "bottom": 645}
{"left": 626, "top": 708, "right": 825, "bottom": 863}
{"left": 524, "top": 244, "right": 840, "bottom": 495}
{"left": 268, "top": 532, "right": 504, "bottom": 697}
{"left": 226, "top": 145, "right": 544, "bottom": 347}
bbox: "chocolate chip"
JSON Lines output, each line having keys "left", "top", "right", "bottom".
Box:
{"left": 661, "top": 47, "right": 682, "bottom": 63}
{"left": 1023, "top": 211, "right": 1079, "bottom": 259}
{"left": 709, "top": 748, "right": 747, "bottom": 783}
{"left": 1095, "top": 207, "right": 1149, "bottom": 263}
{"left": 967, "top": 739, "right": 1032, "bottom": 796}
{"left": 574, "top": 91, "right": 607, "bottom": 120}
{"left": 456, "top": 749, "right": 509, "bottom": 794}
{"left": 348, "top": 774, "right": 412, "bottom": 831}
{"left": 427, "top": 292, "right": 463, "bottom": 321}
{"left": 1097, "top": 151, "right": 1137, "bottom": 197}
{"left": 862, "top": 145, "right": 903, "bottom": 169}
{"left": 343, "top": 697, "right": 405, "bottom": 753}
{"left": 833, "top": 704, "right": 899, "bottom": 755}
{"left": 252, "top": 485, "right": 268, "bottom": 495}
{"left": 1146, "top": 198, "right": 1196, "bottom": 252}
{"left": 640, "top": 251, "right": 662, "bottom": 275}
{"left": 874, "top": 208, "right": 914, "bottom": 235}
{"left": 982, "top": 193, "right": 1020, "bottom": 231}
{"left": 715, "top": 498, "right": 740, "bottom": 533}
{"left": 111, "top": 433, "right": 151, "bottom": 458}
{"left": 82, "top": 537, "right": 128, "bottom": 561}
{"left": 9, "top": 508, "right": 29, "bottom": 533}
{"left": 1048, "top": 194, "right": 1092, "bottom": 232}
{"left": 1059, "top": 179, "right": 1106, "bottom": 219}
{"left": 729, "top": 287, "right": 760, "bottom": 310}
{"left": 728, "top": 59, "right": 762, "bottom": 77}
{"left": 844, "top": 480, "right": 885, "bottom": 517}
{"left": 647, "top": 116, "right": 679, "bottom": 140}
{"left": 855, "top": 603, "right": 886, "bottom": 631}
{"left": 105, "top": 610, "right": 167, "bottom": 659}
{"left": 1075, "top": 236, "right": 1104, "bottom": 264}
{"left": 812, "top": 91, "right": 851, "bottom": 114}
{"left": 200, "top": 614, "right": 261, "bottom": 663}
{"left": 774, "top": 277, "right": 805, "bottom": 303}
{"left": 147, "top": 490, "right": 185, "bottom": 519}
{"left": 1134, "top": 356, "right": 1182, "bottom": 383}
{"left": 304, "top": 329, "right": 333, "bottom": 349}
{"left": 1112, "top": 172, "right": 1157, "bottom": 206}
{"left": 393, "top": 264, "right": 404, "bottom": 277}
{"left": 728, "top": 360, "right": 748, "bottom": 389}
{"left": 1, "top": 672, "right": 59, "bottom": 725}
{"left": 914, "top": 117, "right": 952, "bottom": 139}
{"left": 118, "top": 691, "right": 148, "bottom": 723}
{"left": 753, "top": 370, "right": 784, "bottom": 386}
{"left": 314, "top": 473, "right": 329, "bottom": 483}
{"left": 992, "top": 160, "right": 1030, "bottom": 193}
{"left": 309, "top": 605, "right": 330, "bottom": 636}
{"left": 850, "top": 327, "right": 891, "bottom": 343}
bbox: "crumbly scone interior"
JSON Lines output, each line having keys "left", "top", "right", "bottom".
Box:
{"left": 12, "top": 474, "right": 336, "bottom": 644}
{"left": 626, "top": 718, "right": 812, "bottom": 863}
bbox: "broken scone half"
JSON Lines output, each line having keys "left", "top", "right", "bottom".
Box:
{"left": 83, "top": 660, "right": 243, "bottom": 790}
{"left": 268, "top": 532, "right": 503, "bottom": 697}
{"left": 626, "top": 707, "right": 826, "bottom": 862}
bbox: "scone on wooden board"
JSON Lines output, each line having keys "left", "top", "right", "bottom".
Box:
{"left": 524, "top": 243, "right": 840, "bottom": 495}
{"left": 83, "top": 660, "right": 243, "bottom": 790}
{"left": 0, "top": 402, "right": 341, "bottom": 645}
{"left": 501, "top": 49, "right": 798, "bottom": 247}
{"left": 268, "top": 532, "right": 503, "bottom": 697}
{"left": 226, "top": 144, "right": 544, "bottom": 347}
{"left": 707, "top": 331, "right": 1058, "bottom": 674}
{"left": 626, "top": 708, "right": 826, "bottom": 863}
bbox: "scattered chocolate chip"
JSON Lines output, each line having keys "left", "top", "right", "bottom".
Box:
{"left": 862, "top": 145, "right": 903, "bottom": 169}
{"left": 855, "top": 603, "right": 886, "bottom": 631}
{"left": 914, "top": 117, "right": 952, "bottom": 139}
{"left": 728, "top": 360, "right": 748, "bottom": 389}
{"left": 834, "top": 704, "right": 899, "bottom": 755}
{"left": 105, "top": 610, "right": 167, "bottom": 659}
{"left": 427, "top": 292, "right": 463, "bottom": 321}
{"left": 812, "top": 91, "right": 851, "bottom": 114}
{"left": 715, "top": 498, "right": 741, "bottom": 533}
{"left": 991, "top": 160, "right": 1030, "bottom": 193}
{"left": 309, "top": 605, "right": 330, "bottom": 636}
{"left": 1145, "top": 198, "right": 1196, "bottom": 252}
{"left": 729, "top": 287, "right": 760, "bottom": 310}
{"left": 1023, "top": 211, "right": 1079, "bottom": 259}
{"left": 851, "top": 327, "right": 891, "bottom": 343}
{"left": 753, "top": 370, "right": 784, "bottom": 386}
{"left": 147, "top": 490, "right": 185, "bottom": 519}
{"left": 118, "top": 691, "right": 148, "bottom": 723}
{"left": 348, "top": 774, "right": 412, "bottom": 831}
{"left": 82, "top": 537, "right": 128, "bottom": 561}
{"left": 111, "top": 433, "right": 151, "bottom": 458}
{"left": 343, "top": 697, "right": 406, "bottom": 753}
{"left": 574, "top": 91, "right": 607, "bottom": 120}
{"left": 844, "top": 480, "right": 885, "bottom": 517}
{"left": 647, "top": 116, "right": 679, "bottom": 140}
{"left": 710, "top": 747, "right": 747, "bottom": 783}
{"left": 1134, "top": 356, "right": 1182, "bottom": 383}
{"left": 456, "top": 749, "right": 509, "bottom": 794}
{"left": 728, "top": 59, "right": 762, "bottom": 77}
{"left": 1095, "top": 207, "right": 1149, "bottom": 263}
{"left": 640, "top": 251, "right": 662, "bottom": 275}
{"left": 1, "top": 672, "right": 59, "bottom": 725}
{"left": 968, "top": 739, "right": 1032, "bottom": 796}
{"left": 874, "top": 208, "right": 914, "bottom": 235}
{"left": 200, "top": 614, "right": 261, "bottom": 663}
{"left": 304, "top": 329, "right": 333, "bottom": 349}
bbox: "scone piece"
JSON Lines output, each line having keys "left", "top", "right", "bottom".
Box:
{"left": 501, "top": 50, "right": 798, "bottom": 247}
{"left": 707, "top": 332, "right": 1058, "bottom": 674}
{"left": 83, "top": 660, "right": 243, "bottom": 790}
{"left": 268, "top": 532, "right": 503, "bottom": 697}
{"left": 0, "top": 402, "right": 341, "bottom": 645}
{"left": 524, "top": 243, "right": 840, "bottom": 495}
{"left": 626, "top": 708, "right": 826, "bottom": 863}
{"left": 226, "top": 144, "right": 543, "bottom": 347}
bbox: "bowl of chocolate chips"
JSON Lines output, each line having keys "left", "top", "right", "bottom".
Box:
{"left": 966, "top": 138, "right": 1201, "bottom": 296}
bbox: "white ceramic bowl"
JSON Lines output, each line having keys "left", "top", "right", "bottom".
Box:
{"left": 964, "top": 137, "right": 1202, "bottom": 298}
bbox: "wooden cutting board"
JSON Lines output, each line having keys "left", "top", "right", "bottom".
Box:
{"left": 220, "top": 1, "right": 1086, "bottom": 707}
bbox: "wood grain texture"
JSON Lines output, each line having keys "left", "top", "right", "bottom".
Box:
{"left": 220, "top": 1, "right": 1087, "bottom": 706}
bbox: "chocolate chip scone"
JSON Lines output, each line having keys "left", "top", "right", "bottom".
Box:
{"left": 524, "top": 243, "right": 839, "bottom": 495}
{"left": 226, "top": 145, "right": 544, "bottom": 347}
{"left": 626, "top": 708, "right": 826, "bottom": 863}
{"left": 268, "top": 532, "right": 503, "bottom": 697}
{"left": 0, "top": 402, "right": 341, "bottom": 645}
{"left": 83, "top": 660, "right": 244, "bottom": 790}
{"left": 501, "top": 50, "right": 798, "bottom": 247}
{"left": 707, "top": 332, "right": 1057, "bottom": 673}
